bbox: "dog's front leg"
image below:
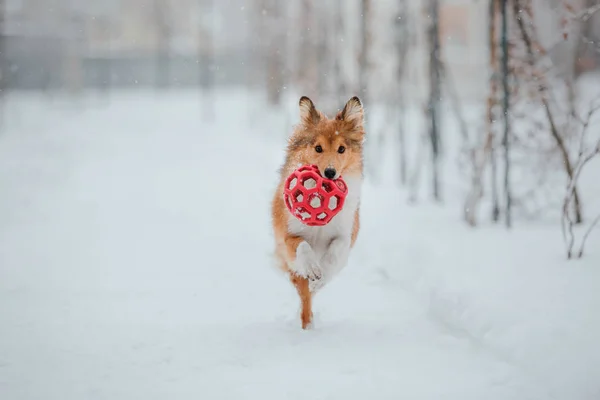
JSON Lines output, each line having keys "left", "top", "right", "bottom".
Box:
{"left": 310, "top": 237, "right": 351, "bottom": 292}
{"left": 283, "top": 235, "right": 321, "bottom": 329}
{"left": 284, "top": 236, "right": 322, "bottom": 281}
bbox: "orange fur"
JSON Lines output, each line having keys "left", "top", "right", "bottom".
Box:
{"left": 271, "top": 96, "right": 365, "bottom": 329}
{"left": 290, "top": 274, "right": 312, "bottom": 329}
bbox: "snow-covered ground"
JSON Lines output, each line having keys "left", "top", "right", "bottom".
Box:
{"left": 0, "top": 89, "right": 599, "bottom": 400}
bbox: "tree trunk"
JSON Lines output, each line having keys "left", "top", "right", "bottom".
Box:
{"left": 0, "top": 0, "right": 5, "bottom": 130}
{"left": 489, "top": 0, "right": 500, "bottom": 223}
{"left": 264, "top": 0, "right": 284, "bottom": 106}
{"left": 501, "top": 0, "right": 511, "bottom": 228}
{"left": 396, "top": 0, "right": 409, "bottom": 186}
{"left": 358, "top": 0, "right": 370, "bottom": 101}
{"left": 427, "top": 0, "right": 441, "bottom": 201}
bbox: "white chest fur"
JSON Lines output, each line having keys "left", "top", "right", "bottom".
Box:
{"left": 287, "top": 175, "right": 362, "bottom": 264}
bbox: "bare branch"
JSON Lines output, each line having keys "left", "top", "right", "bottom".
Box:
{"left": 574, "top": 3, "right": 600, "bottom": 22}
{"left": 562, "top": 129, "right": 600, "bottom": 259}
{"left": 571, "top": 96, "right": 600, "bottom": 126}
{"left": 577, "top": 214, "right": 600, "bottom": 258}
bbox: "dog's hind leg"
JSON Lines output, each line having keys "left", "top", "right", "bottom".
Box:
{"left": 290, "top": 274, "right": 313, "bottom": 329}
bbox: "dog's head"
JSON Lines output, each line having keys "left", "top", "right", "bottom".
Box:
{"left": 287, "top": 96, "right": 365, "bottom": 179}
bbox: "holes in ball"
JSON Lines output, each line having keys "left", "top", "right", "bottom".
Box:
{"left": 289, "top": 177, "right": 297, "bottom": 189}
{"left": 309, "top": 193, "right": 323, "bottom": 209}
{"left": 303, "top": 177, "right": 317, "bottom": 189}
{"left": 317, "top": 212, "right": 327, "bottom": 220}
{"left": 285, "top": 194, "right": 294, "bottom": 210}
{"left": 322, "top": 181, "right": 333, "bottom": 193}
{"left": 293, "top": 189, "right": 303, "bottom": 203}
{"left": 294, "top": 207, "right": 311, "bottom": 220}
{"left": 328, "top": 196, "right": 338, "bottom": 210}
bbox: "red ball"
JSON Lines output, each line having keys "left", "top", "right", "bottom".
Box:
{"left": 283, "top": 164, "right": 348, "bottom": 226}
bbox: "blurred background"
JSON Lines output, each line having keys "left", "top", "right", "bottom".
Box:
{"left": 1, "top": 0, "right": 598, "bottom": 97}
{"left": 0, "top": 0, "right": 599, "bottom": 219}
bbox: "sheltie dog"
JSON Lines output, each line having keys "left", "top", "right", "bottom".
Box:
{"left": 271, "top": 95, "right": 365, "bottom": 329}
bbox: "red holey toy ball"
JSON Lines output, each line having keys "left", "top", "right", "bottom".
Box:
{"left": 283, "top": 164, "right": 348, "bottom": 226}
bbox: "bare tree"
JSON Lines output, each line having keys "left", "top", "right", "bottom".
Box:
{"left": 0, "top": 0, "right": 5, "bottom": 130}
{"left": 463, "top": 0, "right": 600, "bottom": 228}
{"left": 501, "top": 0, "right": 512, "bottom": 227}
{"left": 562, "top": 100, "right": 600, "bottom": 259}
{"left": 395, "top": 0, "right": 411, "bottom": 185}
{"left": 489, "top": 0, "right": 501, "bottom": 223}
{"left": 259, "top": 0, "right": 285, "bottom": 106}
{"left": 358, "top": 0, "right": 370, "bottom": 101}
{"left": 464, "top": 0, "right": 500, "bottom": 226}
{"left": 513, "top": 0, "right": 583, "bottom": 223}
{"left": 426, "top": 0, "right": 441, "bottom": 201}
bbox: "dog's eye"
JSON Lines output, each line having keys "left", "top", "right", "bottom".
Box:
{"left": 315, "top": 145, "right": 323, "bottom": 153}
{"left": 338, "top": 146, "right": 346, "bottom": 154}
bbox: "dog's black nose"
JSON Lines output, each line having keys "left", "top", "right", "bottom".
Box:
{"left": 324, "top": 168, "right": 336, "bottom": 179}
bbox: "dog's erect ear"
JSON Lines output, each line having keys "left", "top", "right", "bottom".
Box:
{"left": 299, "top": 96, "right": 321, "bottom": 126}
{"left": 337, "top": 96, "right": 364, "bottom": 128}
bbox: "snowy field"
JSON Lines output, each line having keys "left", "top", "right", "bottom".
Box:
{"left": 0, "top": 89, "right": 599, "bottom": 400}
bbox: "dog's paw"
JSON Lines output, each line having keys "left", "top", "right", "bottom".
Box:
{"left": 309, "top": 276, "right": 326, "bottom": 293}
{"left": 293, "top": 241, "right": 322, "bottom": 281}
